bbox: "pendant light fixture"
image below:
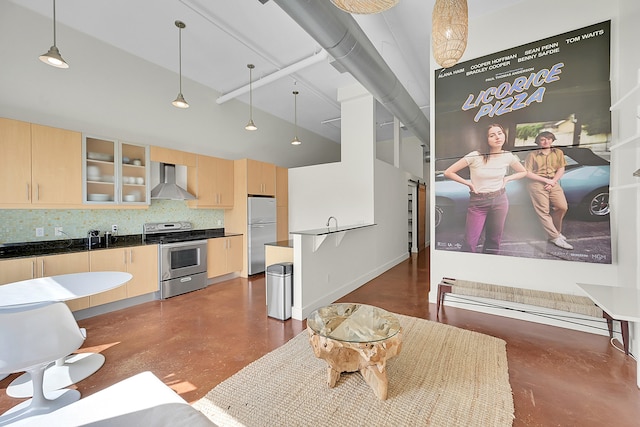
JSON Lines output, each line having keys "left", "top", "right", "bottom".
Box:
{"left": 172, "top": 20, "right": 189, "bottom": 109}
{"left": 39, "top": 0, "right": 69, "bottom": 69}
{"left": 330, "top": 0, "right": 399, "bottom": 14}
{"left": 245, "top": 64, "right": 257, "bottom": 131}
{"left": 291, "top": 90, "right": 301, "bottom": 146}
{"left": 432, "top": 0, "right": 468, "bottom": 69}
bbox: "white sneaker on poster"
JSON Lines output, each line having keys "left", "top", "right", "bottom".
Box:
{"left": 551, "top": 237, "right": 573, "bottom": 250}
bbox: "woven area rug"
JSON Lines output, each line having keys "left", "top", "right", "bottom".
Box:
{"left": 193, "top": 314, "right": 514, "bottom": 427}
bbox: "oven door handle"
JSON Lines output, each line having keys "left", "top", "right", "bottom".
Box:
{"left": 161, "top": 240, "right": 208, "bottom": 249}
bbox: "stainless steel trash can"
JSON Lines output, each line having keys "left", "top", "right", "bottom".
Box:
{"left": 266, "top": 262, "right": 293, "bottom": 320}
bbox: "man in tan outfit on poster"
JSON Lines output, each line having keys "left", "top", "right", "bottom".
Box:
{"left": 525, "top": 131, "right": 573, "bottom": 250}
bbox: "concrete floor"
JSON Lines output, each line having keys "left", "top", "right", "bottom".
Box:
{"left": 1, "top": 250, "right": 638, "bottom": 426}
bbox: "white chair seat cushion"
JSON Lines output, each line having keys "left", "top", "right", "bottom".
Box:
{"left": 9, "top": 371, "right": 216, "bottom": 426}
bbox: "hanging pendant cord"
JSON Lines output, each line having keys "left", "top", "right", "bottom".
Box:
{"left": 52, "top": 0, "right": 57, "bottom": 46}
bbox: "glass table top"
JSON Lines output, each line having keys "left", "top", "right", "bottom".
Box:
{"left": 307, "top": 303, "right": 401, "bottom": 343}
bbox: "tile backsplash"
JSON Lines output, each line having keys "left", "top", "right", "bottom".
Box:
{"left": 0, "top": 200, "right": 224, "bottom": 243}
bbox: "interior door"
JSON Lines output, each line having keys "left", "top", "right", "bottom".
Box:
{"left": 418, "top": 183, "right": 426, "bottom": 250}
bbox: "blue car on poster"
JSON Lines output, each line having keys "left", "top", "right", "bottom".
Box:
{"left": 434, "top": 147, "right": 610, "bottom": 228}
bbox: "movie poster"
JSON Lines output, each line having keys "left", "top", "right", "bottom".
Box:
{"left": 434, "top": 21, "right": 612, "bottom": 264}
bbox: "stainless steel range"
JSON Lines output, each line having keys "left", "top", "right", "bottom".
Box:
{"left": 143, "top": 222, "right": 208, "bottom": 299}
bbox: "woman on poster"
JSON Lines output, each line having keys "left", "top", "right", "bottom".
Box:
{"left": 444, "top": 123, "right": 527, "bottom": 254}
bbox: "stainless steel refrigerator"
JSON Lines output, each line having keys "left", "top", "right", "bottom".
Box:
{"left": 248, "top": 196, "right": 277, "bottom": 275}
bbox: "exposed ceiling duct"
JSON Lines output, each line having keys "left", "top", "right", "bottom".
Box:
{"left": 272, "top": 0, "right": 430, "bottom": 148}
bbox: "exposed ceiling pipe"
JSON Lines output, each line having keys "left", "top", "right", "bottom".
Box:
{"left": 272, "top": 0, "right": 430, "bottom": 147}
{"left": 216, "top": 50, "right": 328, "bottom": 104}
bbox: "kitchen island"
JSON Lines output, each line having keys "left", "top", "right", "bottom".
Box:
{"left": 265, "top": 239, "right": 293, "bottom": 268}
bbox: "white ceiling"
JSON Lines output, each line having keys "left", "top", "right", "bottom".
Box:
{"left": 13, "top": 0, "right": 523, "bottom": 144}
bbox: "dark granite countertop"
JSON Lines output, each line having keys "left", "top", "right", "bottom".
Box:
{"left": 0, "top": 229, "right": 242, "bottom": 260}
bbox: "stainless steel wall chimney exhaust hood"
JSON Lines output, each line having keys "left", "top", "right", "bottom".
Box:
{"left": 150, "top": 163, "right": 196, "bottom": 200}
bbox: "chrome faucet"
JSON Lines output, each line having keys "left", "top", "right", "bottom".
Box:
{"left": 326, "top": 216, "right": 338, "bottom": 230}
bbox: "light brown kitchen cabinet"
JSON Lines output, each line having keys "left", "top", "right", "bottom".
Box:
{"left": 276, "top": 166, "right": 289, "bottom": 241}
{"left": 247, "top": 159, "right": 276, "bottom": 196}
{"left": 276, "top": 166, "right": 288, "bottom": 207}
{"left": 187, "top": 155, "right": 234, "bottom": 208}
{"left": 150, "top": 146, "right": 197, "bottom": 167}
{"left": 0, "top": 118, "right": 82, "bottom": 206}
{"left": 0, "top": 258, "right": 35, "bottom": 285}
{"left": 207, "top": 235, "right": 243, "bottom": 278}
{"left": 124, "top": 245, "right": 158, "bottom": 298}
{"left": 277, "top": 206, "right": 289, "bottom": 242}
{"left": 89, "top": 245, "right": 158, "bottom": 305}
{"left": 0, "top": 118, "right": 31, "bottom": 204}
{"left": 0, "top": 252, "right": 90, "bottom": 311}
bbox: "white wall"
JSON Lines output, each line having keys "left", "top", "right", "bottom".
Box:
{"left": 289, "top": 85, "right": 376, "bottom": 232}
{"left": 0, "top": 2, "right": 339, "bottom": 169}
{"left": 289, "top": 84, "right": 409, "bottom": 319}
{"left": 430, "top": 0, "right": 632, "bottom": 335}
{"left": 612, "top": 0, "right": 640, "bottom": 363}
{"left": 377, "top": 135, "right": 425, "bottom": 180}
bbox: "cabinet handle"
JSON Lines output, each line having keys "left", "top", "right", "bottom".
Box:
{"left": 129, "top": 249, "right": 134, "bottom": 264}
{"left": 41, "top": 259, "right": 45, "bottom": 277}
{"left": 36, "top": 184, "right": 39, "bottom": 201}
{"left": 124, "top": 250, "right": 127, "bottom": 265}
{"left": 26, "top": 183, "right": 30, "bottom": 202}
{"left": 31, "top": 260, "right": 35, "bottom": 279}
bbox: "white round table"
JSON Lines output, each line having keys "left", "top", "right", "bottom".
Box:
{"left": 0, "top": 271, "right": 132, "bottom": 398}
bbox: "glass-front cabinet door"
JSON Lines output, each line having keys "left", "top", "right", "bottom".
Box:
{"left": 84, "top": 136, "right": 116, "bottom": 204}
{"left": 120, "top": 142, "right": 149, "bottom": 205}
{"left": 83, "top": 136, "right": 150, "bottom": 205}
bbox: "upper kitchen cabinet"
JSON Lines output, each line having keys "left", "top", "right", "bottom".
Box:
{"left": 0, "top": 118, "right": 82, "bottom": 207}
{"left": 120, "top": 142, "right": 150, "bottom": 205}
{"left": 187, "top": 154, "right": 234, "bottom": 209}
{"left": 150, "top": 146, "right": 196, "bottom": 167}
{"left": 84, "top": 136, "right": 116, "bottom": 203}
{"left": 83, "top": 136, "right": 150, "bottom": 206}
{"left": 247, "top": 159, "right": 276, "bottom": 196}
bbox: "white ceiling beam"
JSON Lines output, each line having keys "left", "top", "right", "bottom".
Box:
{"left": 216, "top": 50, "right": 328, "bottom": 104}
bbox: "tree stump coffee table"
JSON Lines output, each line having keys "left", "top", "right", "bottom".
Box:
{"left": 306, "top": 303, "right": 402, "bottom": 400}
